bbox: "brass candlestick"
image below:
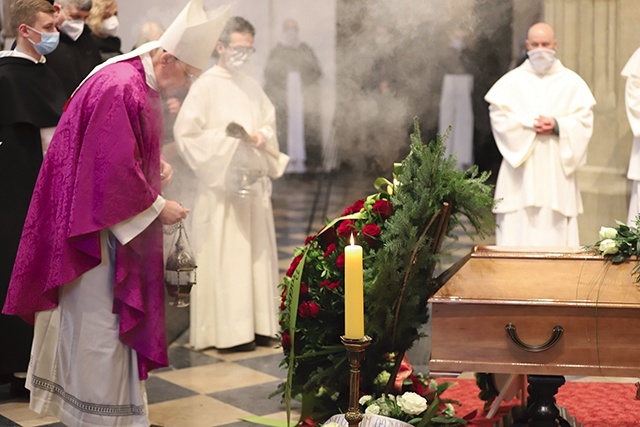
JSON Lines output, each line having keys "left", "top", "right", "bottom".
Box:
{"left": 341, "top": 335, "right": 372, "bottom": 427}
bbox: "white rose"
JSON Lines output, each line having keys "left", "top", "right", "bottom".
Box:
{"left": 599, "top": 238, "right": 619, "bottom": 255}
{"left": 396, "top": 392, "right": 428, "bottom": 415}
{"left": 365, "top": 404, "right": 381, "bottom": 415}
{"left": 323, "top": 423, "right": 340, "bottom": 427}
{"left": 359, "top": 395, "right": 372, "bottom": 405}
{"left": 599, "top": 226, "right": 618, "bottom": 240}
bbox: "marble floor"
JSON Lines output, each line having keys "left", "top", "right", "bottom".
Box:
{"left": 1, "top": 171, "right": 633, "bottom": 426}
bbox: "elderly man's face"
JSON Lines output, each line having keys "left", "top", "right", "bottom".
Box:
{"left": 525, "top": 27, "right": 557, "bottom": 51}
{"left": 56, "top": 4, "right": 90, "bottom": 26}
{"left": 156, "top": 54, "right": 201, "bottom": 97}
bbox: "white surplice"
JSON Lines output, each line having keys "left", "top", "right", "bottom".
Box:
{"left": 622, "top": 48, "right": 640, "bottom": 225}
{"left": 485, "top": 58, "right": 596, "bottom": 246}
{"left": 174, "top": 65, "right": 288, "bottom": 350}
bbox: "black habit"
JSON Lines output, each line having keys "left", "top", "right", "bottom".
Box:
{"left": 45, "top": 26, "right": 102, "bottom": 97}
{"left": 0, "top": 55, "right": 66, "bottom": 376}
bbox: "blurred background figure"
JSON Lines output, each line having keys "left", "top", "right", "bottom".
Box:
{"left": 357, "top": 23, "right": 408, "bottom": 174}
{"left": 46, "top": 0, "right": 101, "bottom": 96}
{"left": 87, "top": 0, "right": 122, "bottom": 61}
{"left": 438, "top": 27, "right": 473, "bottom": 169}
{"left": 132, "top": 20, "right": 164, "bottom": 49}
{"left": 264, "top": 18, "right": 322, "bottom": 174}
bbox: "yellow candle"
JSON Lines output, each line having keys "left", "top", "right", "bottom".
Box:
{"left": 344, "top": 234, "right": 364, "bottom": 339}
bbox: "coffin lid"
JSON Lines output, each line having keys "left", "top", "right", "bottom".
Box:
{"left": 433, "top": 245, "right": 640, "bottom": 308}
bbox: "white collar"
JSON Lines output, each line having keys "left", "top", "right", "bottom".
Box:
{"left": 0, "top": 49, "right": 45, "bottom": 64}
{"left": 140, "top": 52, "right": 158, "bottom": 91}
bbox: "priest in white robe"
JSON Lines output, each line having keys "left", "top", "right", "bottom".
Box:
{"left": 622, "top": 48, "right": 640, "bottom": 226}
{"left": 174, "top": 16, "right": 289, "bottom": 351}
{"left": 485, "top": 22, "right": 596, "bottom": 246}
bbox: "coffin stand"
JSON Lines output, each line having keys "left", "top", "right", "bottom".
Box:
{"left": 430, "top": 246, "right": 640, "bottom": 426}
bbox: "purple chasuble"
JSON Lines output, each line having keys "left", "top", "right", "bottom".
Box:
{"left": 2, "top": 57, "right": 167, "bottom": 379}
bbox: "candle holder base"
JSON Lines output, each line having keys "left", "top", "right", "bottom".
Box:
{"left": 341, "top": 335, "right": 372, "bottom": 427}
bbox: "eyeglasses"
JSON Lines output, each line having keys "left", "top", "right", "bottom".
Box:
{"left": 176, "top": 59, "right": 198, "bottom": 83}
{"left": 227, "top": 45, "right": 256, "bottom": 56}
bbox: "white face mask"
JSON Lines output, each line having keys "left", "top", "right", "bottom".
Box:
{"left": 60, "top": 19, "right": 85, "bottom": 41}
{"left": 281, "top": 29, "right": 299, "bottom": 47}
{"left": 224, "top": 48, "right": 252, "bottom": 71}
{"left": 101, "top": 16, "right": 119, "bottom": 37}
{"left": 527, "top": 48, "right": 556, "bottom": 75}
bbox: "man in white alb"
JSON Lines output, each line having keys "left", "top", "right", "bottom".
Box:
{"left": 485, "top": 22, "right": 596, "bottom": 246}
{"left": 174, "top": 16, "right": 289, "bottom": 352}
{"left": 621, "top": 47, "right": 640, "bottom": 225}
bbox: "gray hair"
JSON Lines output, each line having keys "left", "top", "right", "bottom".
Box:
{"left": 58, "top": 0, "right": 92, "bottom": 12}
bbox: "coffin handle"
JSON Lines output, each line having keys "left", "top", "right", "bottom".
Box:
{"left": 505, "top": 323, "right": 563, "bottom": 353}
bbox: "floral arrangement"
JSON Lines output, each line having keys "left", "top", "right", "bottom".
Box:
{"left": 586, "top": 219, "right": 640, "bottom": 281}
{"left": 359, "top": 388, "right": 456, "bottom": 424}
{"left": 275, "top": 120, "right": 496, "bottom": 426}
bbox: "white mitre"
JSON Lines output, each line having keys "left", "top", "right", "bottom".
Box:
{"left": 159, "top": 0, "right": 230, "bottom": 70}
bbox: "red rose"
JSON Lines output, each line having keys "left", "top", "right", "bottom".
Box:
{"left": 372, "top": 199, "right": 393, "bottom": 218}
{"left": 279, "top": 300, "right": 286, "bottom": 310}
{"left": 318, "top": 226, "right": 337, "bottom": 248}
{"left": 323, "top": 243, "right": 337, "bottom": 258}
{"left": 298, "top": 301, "right": 321, "bottom": 318}
{"left": 336, "top": 253, "right": 345, "bottom": 269}
{"left": 304, "top": 234, "right": 316, "bottom": 245}
{"left": 286, "top": 254, "right": 303, "bottom": 277}
{"left": 409, "top": 374, "right": 428, "bottom": 396}
{"left": 337, "top": 220, "right": 356, "bottom": 237}
{"left": 328, "top": 281, "right": 341, "bottom": 290}
{"left": 299, "top": 282, "right": 309, "bottom": 296}
{"left": 300, "top": 416, "right": 319, "bottom": 427}
{"left": 320, "top": 279, "right": 331, "bottom": 288}
{"left": 281, "top": 331, "right": 291, "bottom": 351}
{"left": 342, "top": 198, "right": 365, "bottom": 215}
{"left": 362, "top": 223, "right": 381, "bottom": 245}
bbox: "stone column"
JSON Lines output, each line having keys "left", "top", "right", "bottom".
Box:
{"left": 544, "top": 0, "right": 640, "bottom": 243}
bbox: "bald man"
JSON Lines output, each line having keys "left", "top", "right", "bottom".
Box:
{"left": 485, "top": 22, "right": 596, "bottom": 246}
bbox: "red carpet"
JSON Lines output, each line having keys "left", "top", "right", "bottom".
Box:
{"left": 438, "top": 378, "right": 640, "bottom": 426}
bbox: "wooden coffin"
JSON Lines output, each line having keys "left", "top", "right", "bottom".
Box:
{"left": 429, "top": 246, "right": 640, "bottom": 377}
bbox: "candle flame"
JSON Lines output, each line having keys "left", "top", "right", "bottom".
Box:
{"left": 350, "top": 233, "right": 355, "bottom": 245}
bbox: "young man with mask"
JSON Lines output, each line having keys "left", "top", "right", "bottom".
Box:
{"left": 0, "top": 0, "right": 66, "bottom": 399}
{"left": 484, "top": 22, "right": 596, "bottom": 246}
{"left": 174, "top": 16, "right": 289, "bottom": 352}
{"left": 2, "top": 1, "right": 229, "bottom": 425}
{"left": 46, "top": 0, "right": 102, "bottom": 96}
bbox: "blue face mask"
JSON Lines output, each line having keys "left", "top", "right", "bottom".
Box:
{"left": 26, "top": 26, "right": 60, "bottom": 56}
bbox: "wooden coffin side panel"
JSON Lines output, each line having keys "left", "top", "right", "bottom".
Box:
{"left": 433, "top": 248, "right": 640, "bottom": 308}
{"left": 429, "top": 303, "right": 640, "bottom": 377}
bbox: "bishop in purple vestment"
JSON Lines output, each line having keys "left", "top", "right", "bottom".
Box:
{"left": 4, "top": 55, "right": 173, "bottom": 378}
{"left": 1, "top": 0, "right": 229, "bottom": 425}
